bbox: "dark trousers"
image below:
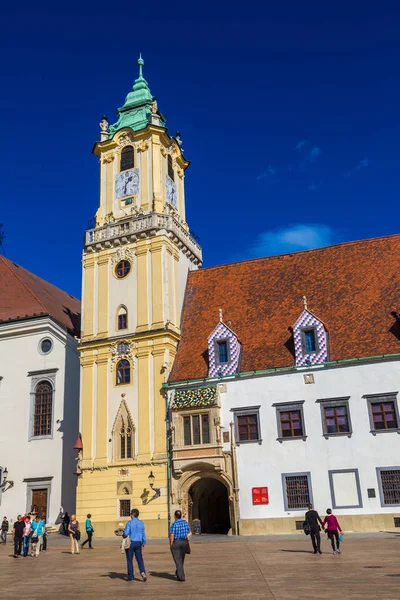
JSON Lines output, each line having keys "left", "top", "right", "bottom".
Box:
{"left": 171, "top": 539, "right": 187, "bottom": 581}
{"left": 328, "top": 530, "right": 340, "bottom": 551}
{"left": 81, "top": 530, "right": 93, "bottom": 548}
{"left": 41, "top": 533, "right": 47, "bottom": 551}
{"left": 310, "top": 529, "right": 321, "bottom": 552}
{"left": 14, "top": 537, "right": 23, "bottom": 555}
{"left": 125, "top": 541, "right": 145, "bottom": 581}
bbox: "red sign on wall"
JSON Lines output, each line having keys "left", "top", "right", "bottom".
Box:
{"left": 252, "top": 487, "right": 269, "bottom": 505}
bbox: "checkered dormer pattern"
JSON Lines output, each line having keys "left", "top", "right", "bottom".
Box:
{"left": 208, "top": 322, "right": 240, "bottom": 377}
{"left": 293, "top": 310, "right": 328, "bottom": 366}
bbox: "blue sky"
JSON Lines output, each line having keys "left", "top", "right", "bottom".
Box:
{"left": 1, "top": 1, "right": 400, "bottom": 298}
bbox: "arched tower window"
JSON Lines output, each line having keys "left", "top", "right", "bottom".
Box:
{"left": 120, "top": 146, "right": 134, "bottom": 171}
{"left": 168, "top": 154, "right": 174, "bottom": 181}
{"left": 112, "top": 399, "right": 135, "bottom": 461}
{"left": 116, "top": 359, "right": 131, "bottom": 385}
{"left": 33, "top": 380, "right": 53, "bottom": 437}
{"left": 117, "top": 306, "right": 128, "bottom": 330}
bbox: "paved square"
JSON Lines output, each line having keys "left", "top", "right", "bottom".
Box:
{"left": 1, "top": 534, "right": 400, "bottom": 599}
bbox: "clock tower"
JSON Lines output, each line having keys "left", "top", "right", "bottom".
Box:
{"left": 77, "top": 56, "right": 202, "bottom": 537}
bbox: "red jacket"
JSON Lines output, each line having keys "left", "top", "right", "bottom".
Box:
{"left": 323, "top": 514, "right": 341, "bottom": 531}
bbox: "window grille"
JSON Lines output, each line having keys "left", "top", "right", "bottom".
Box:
{"left": 380, "top": 469, "right": 400, "bottom": 505}
{"left": 34, "top": 381, "right": 53, "bottom": 436}
{"left": 119, "top": 499, "right": 131, "bottom": 517}
{"left": 285, "top": 475, "right": 310, "bottom": 509}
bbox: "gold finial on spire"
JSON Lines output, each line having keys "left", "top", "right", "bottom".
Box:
{"left": 302, "top": 296, "right": 308, "bottom": 311}
{"left": 219, "top": 308, "right": 223, "bottom": 322}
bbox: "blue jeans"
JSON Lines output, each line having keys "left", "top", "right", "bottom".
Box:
{"left": 23, "top": 536, "right": 30, "bottom": 557}
{"left": 125, "top": 541, "right": 145, "bottom": 580}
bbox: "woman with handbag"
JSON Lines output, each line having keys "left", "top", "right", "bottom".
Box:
{"left": 30, "top": 515, "right": 45, "bottom": 558}
{"left": 23, "top": 516, "right": 32, "bottom": 557}
{"left": 169, "top": 510, "right": 191, "bottom": 582}
{"left": 68, "top": 514, "right": 81, "bottom": 554}
{"left": 322, "top": 508, "right": 344, "bottom": 554}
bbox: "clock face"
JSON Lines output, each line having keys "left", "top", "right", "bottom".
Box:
{"left": 166, "top": 175, "right": 177, "bottom": 208}
{"left": 115, "top": 168, "right": 139, "bottom": 199}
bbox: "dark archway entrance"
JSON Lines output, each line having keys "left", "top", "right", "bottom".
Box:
{"left": 189, "top": 477, "right": 231, "bottom": 534}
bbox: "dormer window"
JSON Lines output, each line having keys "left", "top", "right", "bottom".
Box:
{"left": 216, "top": 340, "right": 229, "bottom": 364}
{"left": 120, "top": 146, "right": 134, "bottom": 171}
{"left": 168, "top": 155, "right": 174, "bottom": 181}
{"left": 293, "top": 298, "right": 328, "bottom": 367}
{"left": 208, "top": 311, "right": 241, "bottom": 377}
{"left": 302, "top": 328, "right": 318, "bottom": 354}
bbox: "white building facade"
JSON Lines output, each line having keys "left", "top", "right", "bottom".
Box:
{"left": 167, "top": 235, "right": 400, "bottom": 534}
{"left": 0, "top": 257, "right": 80, "bottom": 527}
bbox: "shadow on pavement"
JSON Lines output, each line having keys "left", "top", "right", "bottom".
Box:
{"left": 149, "top": 571, "right": 177, "bottom": 580}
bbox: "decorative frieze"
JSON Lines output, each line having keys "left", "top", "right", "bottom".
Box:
{"left": 172, "top": 386, "right": 217, "bottom": 409}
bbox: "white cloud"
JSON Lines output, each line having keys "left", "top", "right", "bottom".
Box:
{"left": 248, "top": 223, "right": 339, "bottom": 258}
{"left": 256, "top": 164, "right": 276, "bottom": 181}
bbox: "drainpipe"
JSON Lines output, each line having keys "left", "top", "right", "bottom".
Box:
{"left": 166, "top": 389, "right": 172, "bottom": 534}
{"left": 230, "top": 421, "right": 240, "bottom": 535}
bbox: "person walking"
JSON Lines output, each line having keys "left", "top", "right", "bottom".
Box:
{"left": 323, "top": 509, "right": 343, "bottom": 554}
{"left": 304, "top": 503, "right": 323, "bottom": 554}
{"left": 12, "top": 516, "right": 25, "bottom": 557}
{"left": 23, "top": 516, "right": 32, "bottom": 557}
{"left": 30, "top": 515, "right": 45, "bottom": 558}
{"left": 1, "top": 516, "right": 9, "bottom": 544}
{"left": 122, "top": 508, "right": 147, "bottom": 582}
{"left": 169, "top": 510, "right": 191, "bottom": 582}
{"left": 62, "top": 512, "right": 70, "bottom": 536}
{"left": 81, "top": 514, "right": 94, "bottom": 549}
{"left": 68, "top": 514, "right": 80, "bottom": 554}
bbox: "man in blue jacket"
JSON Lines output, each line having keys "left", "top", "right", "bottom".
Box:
{"left": 122, "top": 508, "right": 147, "bottom": 582}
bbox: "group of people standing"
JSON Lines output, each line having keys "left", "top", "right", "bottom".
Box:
{"left": 1, "top": 514, "right": 48, "bottom": 558}
{"left": 122, "top": 509, "right": 191, "bottom": 583}
{"left": 305, "top": 504, "right": 344, "bottom": 554}
{"left": 65, "top": 513, "right": 94, "bottom": 554}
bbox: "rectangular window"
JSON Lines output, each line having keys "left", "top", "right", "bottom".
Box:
{"left": 183, "top": 414, "right": 210, "bottom": 445}
{"left": 119, "top": 499, "right": 131, "bottom": 517}
{"left": 317, "top": 397, "right": 352, "bottom": 437}
{"left": 324, "top": 405, "right": 349, "bottom": 434}
{"left": 202, "top": 414, "right": 210, "bottom": 444}
{"left": 371, "top": 401, "right": 398, "bottom": 430}
{"left": 231, "top": 406, "right": 262, "bottom": 444}
{"left": 329, "top": 469, "right": 362, "bottom": 509}
{"left": 168, "top": 155, "right": 174, "bottom": 181}
{"left": 118, "top": 314, "right": 127, "bottom": 330}
{"left": 192, "top": 415, "right": 200, "bottom": 445}
{"left": 33, "top": 381, "right": 53, "bottom": 437}
{"left": 274, "top": 402, "right": 306, "bottom": 441}
{"left": 304, "top": 329, "right": 316, "bottom": 353}
{"left": 183, "top": 416, "right": 192, "bottom": 446}
{"left": 218, "top": 341, "right": 228, "bottom": 364}
{"left": 237, "top": 414, "right": 259, "bottom": 441}
{"left": 280, "top": 410, "right": 303, "bottom": 438}
{"left": 377, "top": 468, "right": 400, "bottom": 506}
{"left": 283, "top": 473, "right": 311, "bottom": 510}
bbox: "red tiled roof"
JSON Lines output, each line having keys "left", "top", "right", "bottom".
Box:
{"left": 170, "top": 235, "right": 400, "bottom": 382}
{"left": 0, "top": 256, "right": 81, "bottom": 336}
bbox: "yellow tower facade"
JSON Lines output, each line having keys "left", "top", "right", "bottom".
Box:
{"left": 76, "top": 57, "right": 202, "bottom": 537}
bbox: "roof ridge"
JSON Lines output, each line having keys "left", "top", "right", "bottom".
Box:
{"left": 193, "top": 233, "right": 400, "bottom": 275}
{"left": 0, "top": 256, "right": 48, "bottom": 315}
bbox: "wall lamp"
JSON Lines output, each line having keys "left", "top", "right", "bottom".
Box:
{"left": 0, "top": 467, "right": 14, "bottom": 493}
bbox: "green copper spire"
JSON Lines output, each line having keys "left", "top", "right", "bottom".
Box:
{"left": 108, "top": 54, "right": 166, "bottom": 137}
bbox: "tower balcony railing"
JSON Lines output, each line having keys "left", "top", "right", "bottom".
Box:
{"left": 85, "top": 213, "right": 202, "bottom": 263}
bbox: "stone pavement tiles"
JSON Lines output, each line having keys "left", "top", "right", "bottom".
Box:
{"left": 1, "top": 535, "right": 400, "bottom": 599}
